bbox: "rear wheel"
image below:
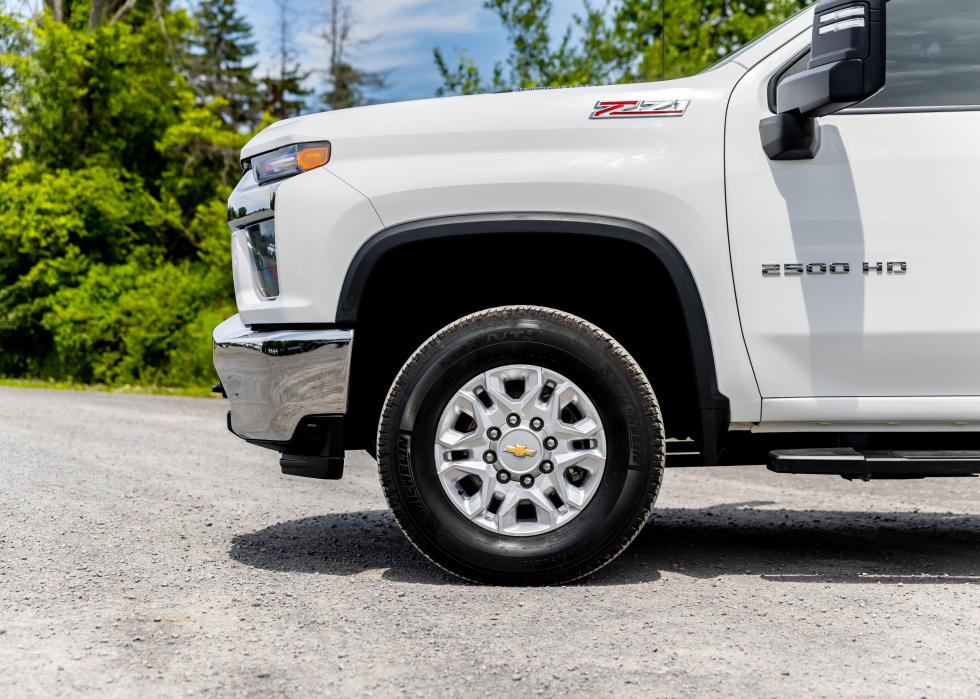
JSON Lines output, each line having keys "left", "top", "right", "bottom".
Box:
{"left": 377, "top": 306, "right": 665, "bottom": 585}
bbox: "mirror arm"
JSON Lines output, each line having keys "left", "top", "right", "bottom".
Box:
{"left": 758, "top": 0, "right": 885, "bottom": 162}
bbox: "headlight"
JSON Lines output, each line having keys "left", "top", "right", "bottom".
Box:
{"left": 246, "top": 142, "right": 331, "bottom": 185}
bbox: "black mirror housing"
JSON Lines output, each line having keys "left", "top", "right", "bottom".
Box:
{"left": 760, "top": 111, "right": 822, "bottom": 161}
{"left": 776, "top": 0, "right": 886, "bottom": 118}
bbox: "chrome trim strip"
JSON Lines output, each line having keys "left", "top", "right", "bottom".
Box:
{"left": 227, "top": 169, "right": 282, "bottom": 229}
{"left": 840, "top": 104, "right": 980, "bottom": 115}
{"left": 213, "top": 314, "right": 353, "bottom": 442}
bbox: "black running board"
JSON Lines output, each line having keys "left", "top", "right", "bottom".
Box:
{"left": 768, "top": 448, "right": 980, "bottom": 480}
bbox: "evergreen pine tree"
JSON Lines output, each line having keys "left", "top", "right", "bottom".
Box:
{"left": 191, "top": 0, "right": 261, "bottom": 130}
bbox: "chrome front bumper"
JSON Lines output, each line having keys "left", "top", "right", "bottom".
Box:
{"left": 213, "top": 314, "right": 353, "bottom": 442}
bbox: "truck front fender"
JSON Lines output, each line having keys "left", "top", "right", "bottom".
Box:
{"left": 337, "top": 212, "right": 730, "bottom": 462}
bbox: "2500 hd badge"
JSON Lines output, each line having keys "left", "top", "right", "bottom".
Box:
{"left": 762, "top": 261, "right": 908, "bottom": 276}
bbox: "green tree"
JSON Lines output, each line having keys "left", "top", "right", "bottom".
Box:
{"left": 436, "top": 0, "right": 812, "bottom": 95}
{"left": 595, "top": 0, "right": 811, "bottom": 81}
{"left": 434, "top": 0, "right": 575, "bottom": 95}
{"left": 42, "top": 0, "right": 141, "bottom": 29}
{"left": 0, "top": 14, "right": 26, "bottom": 175}
{"left": 261, "top": 0, "right": 312, "bottom": 119}
{"left": 190, "top": 0, "right": 260, "bottom": 130}
{"left": 319, "top": 0, "right": 386, "bottom": 110}
{"left": 433, "top": 50, "right": 497, "bottom": 98}
{"left": 0, "top": 2, "right": 240, "bottom": 386}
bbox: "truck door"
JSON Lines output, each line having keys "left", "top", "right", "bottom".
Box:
{"left": 725, "top": 0, "right": 980, "bottom": 422}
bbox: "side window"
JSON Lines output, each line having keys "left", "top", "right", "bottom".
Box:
{"left": 859, "top": 0, "right": 980, "bottom": 109}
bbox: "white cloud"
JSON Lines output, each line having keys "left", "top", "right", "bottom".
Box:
{"left": 343, "top": 0, "right": 483, "bottom": 38}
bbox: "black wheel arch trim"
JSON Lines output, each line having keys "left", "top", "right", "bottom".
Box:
{"left": 337, "top": 212, "right": 730, "bottom": 463}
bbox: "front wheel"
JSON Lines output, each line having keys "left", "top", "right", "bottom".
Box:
{"left": 377, "top": 306, "right": 665, "bottom": 585}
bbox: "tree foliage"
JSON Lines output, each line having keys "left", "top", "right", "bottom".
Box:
{"left": 261, "top": 0, "right": 312, "bottom": 120}
{"left": 0, "top": 1, "right": 245, "bottom": 386}
{"left": 0, "top": 0, "right": 392, "bottom": 387}
{"left": 436, "top": 0, "right": 812, "bottom": 94}
{"left": 190, "top": 0, "right": 261, "bottom": 130}
{"left": 319, "top": 0, "right": 386, "bottom": 111}
{"left": 42, "top": 0, "right": 143, "bottom": 30}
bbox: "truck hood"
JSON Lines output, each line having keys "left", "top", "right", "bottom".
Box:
{"left": 240, "top": 65, "right": 746, "bottom": 163}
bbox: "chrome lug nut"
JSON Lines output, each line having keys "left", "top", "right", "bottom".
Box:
{"left": 543, "top": 436, "right": 558, "bottom": 450}
{"left": 519, "top": 474, "right": 534, "bottom": 488}
{"left": 496, "top": 470, "right": 511, "bottom": 484}
{"left": 529, "top": 417, "right": 544, "bottom": 431}
{"left": 506, "top": 413, "right": 521, "bottom": 427}
{"left": 540, "top": 460, "right": 554, "bottom": 474}
{"left": 483, "top": 450, "right": 497, "bottom": 464}
{"left": 487, "top": 426, "right": 502, "bottom": 441}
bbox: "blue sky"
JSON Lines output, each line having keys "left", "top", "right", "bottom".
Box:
{"left": 238, "top": 0, "right": 581, "bottom": 104}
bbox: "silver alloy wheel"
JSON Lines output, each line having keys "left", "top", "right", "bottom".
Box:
{"left": 433, "top": 364, "right": 607, "bottom": 537}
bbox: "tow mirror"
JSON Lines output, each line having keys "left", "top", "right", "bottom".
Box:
{"left": 761, "top": 0, "right": 886, "bottom": 160}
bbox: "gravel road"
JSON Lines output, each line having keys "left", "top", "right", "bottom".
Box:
{"left": 1, "top": 387, "right": 979, "bottom": 698}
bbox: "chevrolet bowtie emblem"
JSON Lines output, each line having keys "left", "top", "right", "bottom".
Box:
{"left": 504, "top": 444, "right": 537, "bottom": 458}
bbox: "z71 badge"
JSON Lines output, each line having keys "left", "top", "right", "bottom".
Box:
{"left": 590, "top": 99, "right": 690, "bottom": 120}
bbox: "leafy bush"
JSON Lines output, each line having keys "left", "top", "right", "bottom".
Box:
{"left": 0, "top": 5, "right": 247, "bottom": 389}
{"left": 41, "top": 253, "right": 233, "bottom": 386}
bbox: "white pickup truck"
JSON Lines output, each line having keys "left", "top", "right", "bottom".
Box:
{"left": 213, "top": 0, "right": 980, "bottom": 584}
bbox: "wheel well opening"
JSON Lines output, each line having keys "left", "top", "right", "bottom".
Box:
{"left": 346, "top": 232, "right": 705, "bottom": 453}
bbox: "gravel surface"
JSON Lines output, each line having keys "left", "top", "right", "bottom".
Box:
{"left": 1, "top": 387, "right": 979, "bottom": 698}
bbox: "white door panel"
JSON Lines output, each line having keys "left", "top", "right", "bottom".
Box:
{"left": 727, "top": 33, "right": 980, "bottom": 401}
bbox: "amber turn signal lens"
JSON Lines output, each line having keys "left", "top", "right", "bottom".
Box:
{"left": 297, "top": 144, "right": 331, "bottom": 171}
{"left": 250, "top": 141, "right": 331, "bottom": 184}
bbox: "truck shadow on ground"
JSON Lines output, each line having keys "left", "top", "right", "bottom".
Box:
{"left": 228, "top": 503, "right": 980, "bottom": 586}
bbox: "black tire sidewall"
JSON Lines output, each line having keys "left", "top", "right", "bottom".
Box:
{"left": 379, "top": 309, "right": 663, "bottom": 584}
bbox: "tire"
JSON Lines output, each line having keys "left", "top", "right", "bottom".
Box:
{"left": 377, "top": 306, "right": 665, "bottom": 585}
